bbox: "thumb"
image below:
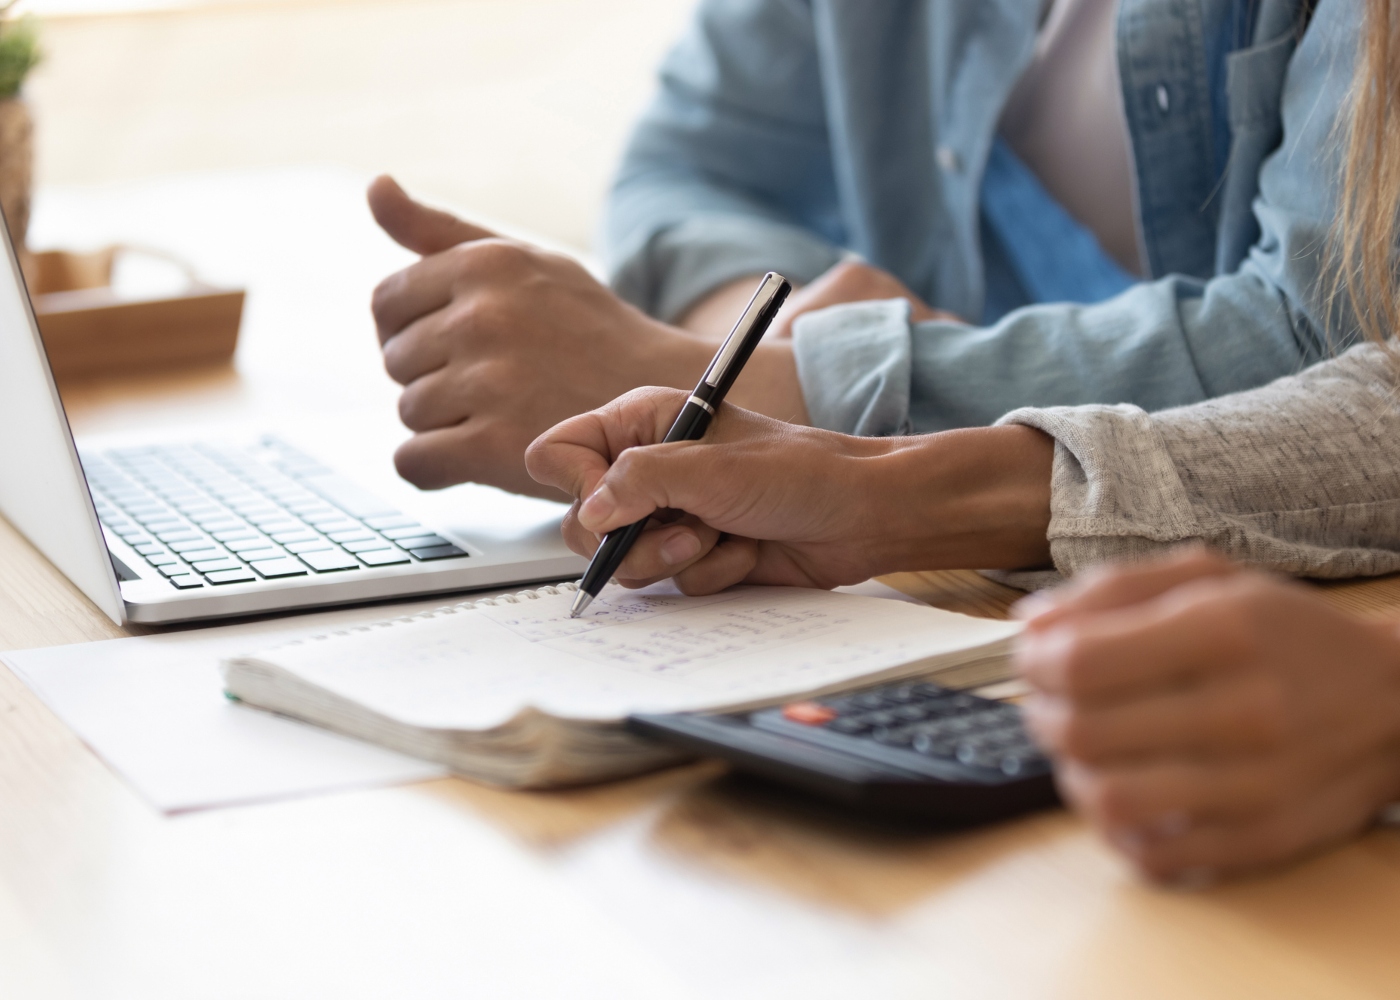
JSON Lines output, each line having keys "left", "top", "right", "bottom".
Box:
{"left": 367, "top": 174, "right": 497, "bottom": 256}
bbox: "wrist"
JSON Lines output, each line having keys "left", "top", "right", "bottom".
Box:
{"left": 854, "top": 425, "right": 1054, "bottom": 574}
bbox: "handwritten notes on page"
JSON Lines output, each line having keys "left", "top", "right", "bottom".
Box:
{"left": 248, "top": 585, "right": 1021, "bottom": 728}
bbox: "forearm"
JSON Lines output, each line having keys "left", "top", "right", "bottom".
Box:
{"left": 854, "top": 425, "right": 1054, "bottom": 574}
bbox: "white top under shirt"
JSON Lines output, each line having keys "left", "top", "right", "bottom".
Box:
{"left": 999, "top": 0, "right": 1144, "bottom": 276}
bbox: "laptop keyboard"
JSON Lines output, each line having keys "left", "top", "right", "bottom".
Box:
{"left": 82, "top": 438, "right": 469, "bottom": 590}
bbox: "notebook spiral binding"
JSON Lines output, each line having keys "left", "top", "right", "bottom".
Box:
{"left": 275, "top": 581, "right": 581, "bottom": 649}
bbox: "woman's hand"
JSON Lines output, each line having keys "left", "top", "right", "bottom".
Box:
{"left": 526, "top": 387, "right": 895, "bottom": 592}
{"left": 1015, "top": 549, "right": 1400, "bottom": 884}
{"left": 525, "top": 387, "right": 1055, "bottom": 594}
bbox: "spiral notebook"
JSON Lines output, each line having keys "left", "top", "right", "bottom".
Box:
{"left": 221, "top": 582, "right": 1022, "bottom": 788}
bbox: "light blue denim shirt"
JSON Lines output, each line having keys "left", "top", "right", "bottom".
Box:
{"left": 604, "top": 0, "right": 1355, "bottom": 436}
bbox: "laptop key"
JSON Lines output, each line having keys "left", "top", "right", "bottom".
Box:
{"left": 213, "top": 528, "right": 261, "bottom": 542}
{"left": 145, "top": 519, "right": 188, "bottom": 534}
{"left": 363, "top": 514, "right": 414, "bottom": 531}
{"left": 284, "top": 539, "right": 334, "bottom": 554}
{"left": 408, "top": 544, "right": 469, "bottom": 561}
{"left": 195, "top": 517, "right": 245, "bottom": 532}
{"left": 133, "top": 542, "right": 165, "bottom": 556}
{"left": 258, "top": 520, "right": 306, "bottom": 535}
{"left": 157, "top": 563, "right": 192, "bottom": 577}
{"left": 357, "top": 548, "right": 412, "bottom": 566}
{"left": 159, "top": 531, "right": 205, "bottom": 545}
{"left": 167, "top": 575, "right": 205, "bottom": 589}
{"left": 311, "top": 519, "right": 360, "bottom": 535}
{"left": 205, "top": 569, "right": 258, "bottom": 585}
{"left": 170, "top": 539, "right": 221, "bottom": 555}
{"left": 234, "top": 546, "right": 282, "bottom": 563}
{"left": 223, "top": 536, "right": 273, "bottom": 553}
{"left": 145, "top": 552, "right": 180, "bottom": 567}
{"left": 394, "top": 534, "right": 448, "bottom": 551}
{"left": 327, "top": 529, "right": 375, "bottom": 543}
{"left": 250, "top": 558, "right": 309, "bottom": 578}
{"left": 298, "top": 549, "right": 361, "bottom": 573}
{"left": 270, "top": 529, "right": 320, "bottom": 544}
{"left": 341, "top": 537, "right": 392, "bottom": 553}
{"left": 379, "top": 524, "right": 428, "bottom": 540}
{"left": 190, "top": 558, "right": 245, "bottom": 575}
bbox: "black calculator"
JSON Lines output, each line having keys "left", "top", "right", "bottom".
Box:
{"left": 628, "top": 680, "right": 1058, "bottom": 824}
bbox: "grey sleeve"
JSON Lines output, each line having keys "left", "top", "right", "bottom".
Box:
{"left": 995, "top": 344, "right": 1400, "bottom": 580}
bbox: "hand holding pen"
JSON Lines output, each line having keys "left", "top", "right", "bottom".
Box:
{"left": 564, "top": 273, "right": 791, "bottom": 616}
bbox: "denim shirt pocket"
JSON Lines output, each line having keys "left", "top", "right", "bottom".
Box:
{"left": 1215, "top": 30, "right": 1298, "bottom": 273}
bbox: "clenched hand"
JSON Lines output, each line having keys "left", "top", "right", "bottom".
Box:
{"left": 1016, "top": 549, "right": 1400, "bottom": 884}
{"left": 367, "top": 176, "right": 783, "bottom": 500}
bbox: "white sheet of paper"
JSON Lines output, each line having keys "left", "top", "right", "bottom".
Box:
{"left": 1, "top": 581, "right": 926, "bottom": 814}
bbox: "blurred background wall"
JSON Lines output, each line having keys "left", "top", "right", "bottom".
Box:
{"left": 17, "top": 0, "right": 695, "bottom": 253}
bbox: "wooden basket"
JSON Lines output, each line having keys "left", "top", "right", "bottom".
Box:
{"left": 25, "top": 246, "right": 245, "bottom": 382}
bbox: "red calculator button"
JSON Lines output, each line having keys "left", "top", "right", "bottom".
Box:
{"left": 782, "top": 702, "right": 838, "bottom": 726}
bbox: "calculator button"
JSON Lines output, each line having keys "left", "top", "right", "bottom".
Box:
{"left": 781, "top": 702, "right": 837, "bottom": 726}
{"left": 912, "top": 733, "right": 957, "bottom": 756}
{"left": 871, "top": 727, "right": 915, "bottom": 747}
{"left": 828, "top": 717, "right": 871, "bottom": 735}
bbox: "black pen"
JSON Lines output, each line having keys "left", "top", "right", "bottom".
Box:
{"left": 569, "top": 272, "right": 792, "bottom": 618}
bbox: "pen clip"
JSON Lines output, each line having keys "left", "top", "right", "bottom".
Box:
{"left": 702, "top": 273, "right": 787, "bottom": 388}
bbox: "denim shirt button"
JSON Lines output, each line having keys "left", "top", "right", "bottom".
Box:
{"left": 936, "top": 145, "right": 962, "bottom": 173}
{"left": 1155, "top": 83, "right": 1171, "bottom": 114}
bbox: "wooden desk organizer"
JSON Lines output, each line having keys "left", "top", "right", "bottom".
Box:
{"left": 25, "top": 247, "right": 244, "bottom": 382}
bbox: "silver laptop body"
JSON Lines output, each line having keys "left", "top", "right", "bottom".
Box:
{"left": 0, "top": 218, "right": 584, "bottom": 625}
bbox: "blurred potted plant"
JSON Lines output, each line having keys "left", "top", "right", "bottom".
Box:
{"left": 0, "top": 1, "right": 40, "bottom": 250}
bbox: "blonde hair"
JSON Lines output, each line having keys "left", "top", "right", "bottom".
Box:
{"left": 1335, "top": 0, "right": 1400, "bottom": 345}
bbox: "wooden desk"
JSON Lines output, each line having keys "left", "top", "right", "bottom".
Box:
{"left": 4, "top": 174, "right": 1399, "bottom": 999}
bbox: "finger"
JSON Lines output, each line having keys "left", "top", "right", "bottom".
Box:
{"left": 1021, "top": 671, "right": 1287, "bottom": 763}
{"left": 1112, "top": 753, "right": 1400, "bottom": 883}
{"left": 371, "top": 251, "right": 471, "bottom": 345}
{"left": 397, "top": 363, "right": 508, "bottom": 433}
{"left": 1055, "top": 756, "right": 1299, "bottom": 835}
{"left": 1014, "top": 546, "right": 1237, "bottom": 628}
{"left": 367, "top": 175, "right": 497, "bottom": 256}
{"left": 671, "top": 535, "right": 762, "bottom": 595}
{"left": 1014, "top": 578, "right": 1262, "bottom": 702}
{"left": 379, "top": 304, "right": 466, "bottom": 383}
{"left": 525, "top": 387, "right": 690, "bottom": 500}
{"left": 612, "top": 520, "right": 722, "bottom": 586}
{"left": 576, "top": 435, "right": 764, "bottom": 537}
{"left": 393, "top": 420, "right": 567, "bottom": 501}
{"left": 558, "top": 504, "right": 600, "bottom": 559}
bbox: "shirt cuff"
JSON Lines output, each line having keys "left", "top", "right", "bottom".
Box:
{"left": 791, "top": 298, "right": 915, "bottom": 436}
{"left": 608, "top": 213, "right": 843, "bottom": 323}
{"left": 994, "top": 404, "right": 1205, "bottom": 575}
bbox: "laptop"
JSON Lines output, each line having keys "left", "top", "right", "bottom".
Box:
{"left": 0, "top": 219, "right": 585, "bottom": 626}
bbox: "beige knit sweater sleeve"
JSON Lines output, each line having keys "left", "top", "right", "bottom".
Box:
{"left": 995, "top": 343, "right": 1400, "bottom": 579}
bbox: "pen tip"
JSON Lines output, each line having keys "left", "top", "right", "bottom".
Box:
{"left": 570, "top": 591, "right": 593, "bottom": 618}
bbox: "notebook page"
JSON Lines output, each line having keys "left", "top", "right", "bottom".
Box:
{"left": 238, "top": 585, "right": 1020, "bottom": 728}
